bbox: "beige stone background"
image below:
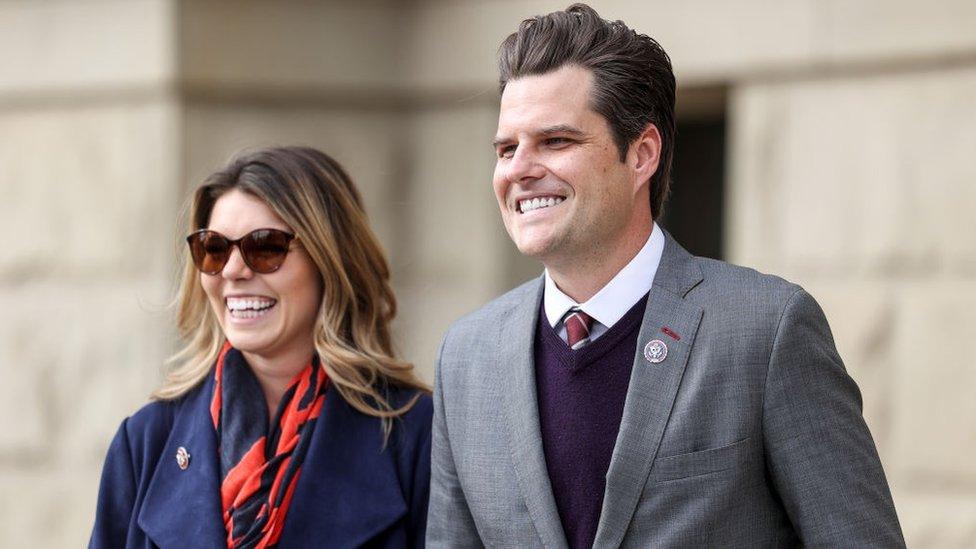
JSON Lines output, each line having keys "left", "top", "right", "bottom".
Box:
{"left": 1, "top": 0, "right": 975, "bottom": 546}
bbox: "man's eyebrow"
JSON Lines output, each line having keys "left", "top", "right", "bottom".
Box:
{"left": 539, "top": 124, "right": 585, "bottom": 137}
{"left": 492, "top": 125, "right": 586, "bottom": 148}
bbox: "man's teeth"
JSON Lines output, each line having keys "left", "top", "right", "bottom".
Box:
{"left": 520, "top": 196, "right": 564, "bottom": 213}
{"left": 226, "top": 297, "right": 276, "bottom": 316}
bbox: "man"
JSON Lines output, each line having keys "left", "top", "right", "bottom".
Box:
{"left": 428, "top": 4, "right": 904, "bottom": 548}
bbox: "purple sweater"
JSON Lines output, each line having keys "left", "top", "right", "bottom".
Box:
{"left": 534, "top": 294, "right": 649, "bottom": 549}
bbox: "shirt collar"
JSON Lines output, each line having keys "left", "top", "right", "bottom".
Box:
{"left": 544, "top": 222, "right": 665, "bottom": 329}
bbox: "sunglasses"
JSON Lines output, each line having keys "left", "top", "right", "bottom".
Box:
{"left": 186, "top": 228, "right": 298, "bottom": 275}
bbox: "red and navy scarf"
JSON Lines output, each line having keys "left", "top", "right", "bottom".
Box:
{"left": 210, "top": 343, "right": 329, "bottom": 548}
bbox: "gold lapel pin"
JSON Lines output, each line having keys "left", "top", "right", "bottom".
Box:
{"left": 176, "top": 447, "right": 191, "bottom": 470}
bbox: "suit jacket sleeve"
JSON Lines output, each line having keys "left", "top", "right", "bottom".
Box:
{"left": 762, "top": 288, "right": 905, "bottom": 547}
{"left": 426, "top": 335, "right": 485, "bottom": 548}
{"left": 89, "top": 419, "right": 138, "bottom": 549}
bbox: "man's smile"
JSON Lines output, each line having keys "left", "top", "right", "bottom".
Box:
{"left": 518, "top": 195, "right": 565, "bottom": 213}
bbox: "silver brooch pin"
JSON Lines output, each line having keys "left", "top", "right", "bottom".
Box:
{"left": 644, "top": 339, "right": 668, "bottom": 364}
{"left": 176, "top": 447, "right": 191, "bottom": 470}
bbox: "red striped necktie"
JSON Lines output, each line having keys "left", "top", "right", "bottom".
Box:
{"left": 564, "top": 308, "right": 594, "bottom": 350}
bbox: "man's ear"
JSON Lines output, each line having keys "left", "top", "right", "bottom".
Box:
{"left": 630, "top": 123, "right": 662, "bottom": 192}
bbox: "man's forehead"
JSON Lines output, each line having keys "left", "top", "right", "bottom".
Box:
{"left": 495, "top": 66, "right": 596, "bottom": 139}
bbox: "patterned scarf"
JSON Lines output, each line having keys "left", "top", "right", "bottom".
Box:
{"left": 210, "top": 343, "right": 329, "bottom": 548}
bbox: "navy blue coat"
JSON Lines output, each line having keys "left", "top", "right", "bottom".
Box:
{"left": 89, "top": 372, "right": 432, "bottom": 548}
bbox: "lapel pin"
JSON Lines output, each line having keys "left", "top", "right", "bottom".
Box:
{"left": 661, "top": 326, "right": 681, "bottom": 341}
{"left": 644, "top": 339, "right": 668, "bottom": 364}
{"left": 176, "top": 447, "right": 191, "bottom": 470}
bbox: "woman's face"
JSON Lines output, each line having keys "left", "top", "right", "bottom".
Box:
{"left": 201, "top": 189, "right": 322, "bottom": 363}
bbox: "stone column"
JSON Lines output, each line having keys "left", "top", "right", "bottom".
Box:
{"left": 0, "top": 1, "right": 179, "bottom": 545}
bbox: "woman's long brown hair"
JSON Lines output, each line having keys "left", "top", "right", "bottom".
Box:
{"left": 155, "top": 146, "right": 427, "bottom": 435}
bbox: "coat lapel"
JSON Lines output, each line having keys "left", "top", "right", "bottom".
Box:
{"left": 138, "top": 375, "right": 226, "bottom": 548}
{"left": 277, "top": 385, "right": 407, "bottom": 546}
{"left": 138, "top": 378, "right": 408, "bottom": 548}
{"left": 592, "top": 233, "right": 705, "bottom": 548}
{"left": 499, "top": 279, "right": 569, "bottom": 549}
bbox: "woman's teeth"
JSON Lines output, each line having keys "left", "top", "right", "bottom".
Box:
{"left": 226, "top": 297, "right": 276, "bottom": 319}
{"left": 520, "top": 196, "right": 563, "bottom": 213}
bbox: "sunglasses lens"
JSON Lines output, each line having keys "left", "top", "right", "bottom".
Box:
{"left": 242, "top": 229, "right": 292, "bottom": 273}
{"left": 188, "top": 231, "right": 230, "bottom": 275}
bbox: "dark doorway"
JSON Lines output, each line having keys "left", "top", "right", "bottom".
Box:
{"left": 659, "top": 118, "right": 726, "bottom": 259}
{"left": 658, "top": 88, "right": 727, "bottom": 260}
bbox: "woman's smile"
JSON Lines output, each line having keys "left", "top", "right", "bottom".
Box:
{"left": 225, "top": 295, "right": 278, "bottom": 322}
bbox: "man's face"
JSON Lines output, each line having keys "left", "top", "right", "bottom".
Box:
{"left": 492, "top": 65, "right": 648, "bottom": 266}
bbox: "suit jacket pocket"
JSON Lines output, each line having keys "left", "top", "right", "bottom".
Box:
{"left": 649, "top": 437, "right": 751, "bottom": 483}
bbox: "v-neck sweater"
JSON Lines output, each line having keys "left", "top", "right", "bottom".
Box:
{"left": 534, "top": 293, "right": 649, "bottom": 549}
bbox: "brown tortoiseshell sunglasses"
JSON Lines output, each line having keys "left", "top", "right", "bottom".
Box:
{"left": 186, "top": 228, "right": 298, "bottom": 275}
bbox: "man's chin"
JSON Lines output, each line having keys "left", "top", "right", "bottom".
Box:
{"left": 513, "top": 238, "right": 557, "bottom": 260}
{"left": 508, "top": 223, "right": 568, "bottom": 258}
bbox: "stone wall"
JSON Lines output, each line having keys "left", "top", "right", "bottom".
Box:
{"left": 1, "top": 0, "right": 974, "bottom": 545}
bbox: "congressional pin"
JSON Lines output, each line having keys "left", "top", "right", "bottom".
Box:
{"left": 643, "top": 339, "right": 668, "bottom": 364}
{"left": 176, "top": 447, "right": 191, "bottom": 470}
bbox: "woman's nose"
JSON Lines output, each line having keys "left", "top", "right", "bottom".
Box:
{"left": 220, "top": 245, "right": 253, "bottom": 280}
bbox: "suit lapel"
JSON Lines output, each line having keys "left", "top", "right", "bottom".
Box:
{"left": 592, "top": 233, "right": 705, "bottom": 548}
{"left": 138, "top": 375, "right": 226, "bottom": 548}
{"left": 499, "top": 278, "right": 569, "bottom": 549}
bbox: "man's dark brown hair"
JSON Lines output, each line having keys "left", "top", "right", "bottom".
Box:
{"left": 498, "top": 3, "right": 676, "bottom": 219}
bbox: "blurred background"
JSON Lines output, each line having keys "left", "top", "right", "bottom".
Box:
{"left": 1, "top": 0, "right": 975, "bottom": 545}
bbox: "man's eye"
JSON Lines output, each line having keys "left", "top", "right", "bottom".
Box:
{"left": 545, "top": 137, "right": 570, "bottom": 147}
{"left": 497, "top": 145, "right": 516, "bottom": 158}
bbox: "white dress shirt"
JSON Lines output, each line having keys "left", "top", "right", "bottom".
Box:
{"left": 544, "top": 222, "right": 665, "bottom": 343}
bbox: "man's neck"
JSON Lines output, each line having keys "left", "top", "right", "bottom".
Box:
{"left": 545, "top": 223, "right": 654, "bottom": 303}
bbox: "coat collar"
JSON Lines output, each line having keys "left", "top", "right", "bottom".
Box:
{"left": 278, "top": 385, "right": 408, "bottom": 546}
{"left": 137, "top": 374, "right": 226, "bottom": 548}
{"left": 499, "top": 230, "right": 704, "bottom": 548}
{"left": 137, "top": 373, "right": 407, "bottom": 547}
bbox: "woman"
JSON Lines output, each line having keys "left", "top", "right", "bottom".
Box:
{"left": 90, "top": 146, "right": 432, "bottom": 548}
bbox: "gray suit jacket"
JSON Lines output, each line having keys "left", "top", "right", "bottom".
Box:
{"left": 427, "top": 233, "right": 904, "bottom": 548}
